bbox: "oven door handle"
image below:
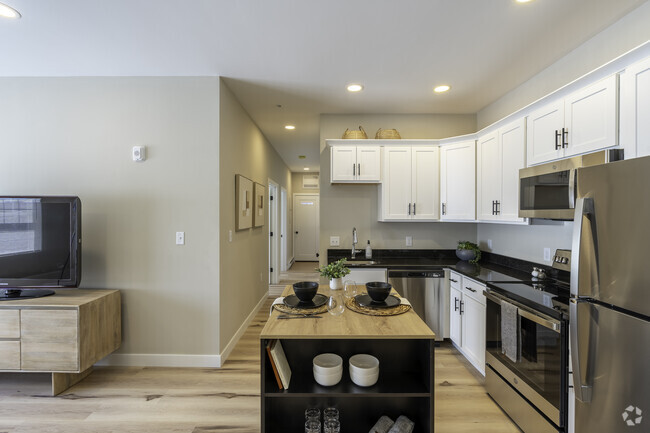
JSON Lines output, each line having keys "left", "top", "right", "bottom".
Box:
{"left": 485, "top": 290, "right": 561, "bottom": 333}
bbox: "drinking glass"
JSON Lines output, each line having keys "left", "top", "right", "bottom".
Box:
{"left": 343, "top": 281, "right": 358, "bottom": 301}
{"left": 323, "top": 420, "right": 340, "bottom": 433}
{"left": 327, "top": 292, "right": 345, "bottom": 316}
{"left": 305, "top": 420, "right": 321, "bottom": 433}
{"left": 305, "top": 407, "right": 320, "bottom": 423}
{"left": 323, "top": 407, "right": 339, "bottom": 422}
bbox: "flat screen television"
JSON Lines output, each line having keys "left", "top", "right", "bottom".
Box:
{"left": 0, "top": 196, "right": 81, "bottom": 300}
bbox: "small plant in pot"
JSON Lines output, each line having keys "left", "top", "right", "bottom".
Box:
{"left": 456, "top": 241, "right": 481, "bottom": 264}
{"left": 317, "top": 258, "right": 351, "bottom": 290}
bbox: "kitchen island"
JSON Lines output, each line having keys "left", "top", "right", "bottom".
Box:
{"left": 260, "top": 285, "right": 435, "bottom": 432}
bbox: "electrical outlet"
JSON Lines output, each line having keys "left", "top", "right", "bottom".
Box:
{"left": 487, "top": 239, "right": 493, "bottom": 249}
{"left": 176, "top": 232, "right": 185, "bottom": 245}
{"left": 405, "top": 236, "right": 413, "bottom": 247}
{"left": 330, "top": 236, "right": 340, "bottom": 247}
{"left": 228, "top": 230, "right": 232, "bottom": 242}
{"left": 544, "top": 247, "right": 551, "bottom": 261}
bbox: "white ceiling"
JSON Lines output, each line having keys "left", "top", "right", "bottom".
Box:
{"left": 0, "top": 0, "right": 645, "bottom": 171}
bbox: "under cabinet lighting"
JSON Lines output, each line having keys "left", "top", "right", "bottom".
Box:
{"left": 285, "top": 125, "right": 296, "bottom": 130}
{"left": 434, "top": 85, "right": 451, "bottom": 93}
{"left": 347, "top": 84, "right": 363, "bottom": 92}
{"left": 0, "top": 2, "right": 21, "bottom": 18}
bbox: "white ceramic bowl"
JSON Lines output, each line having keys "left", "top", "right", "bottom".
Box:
{"left": 313, "top": 353, "right": 343, "bottom": 375}
{"left": 349, "top": 354, "right": 379, "bottom": 375}
{"left": 313, "top": 368, "right": 343, "bottom": 386}
{"left": 350, "top": 370, "right": 379, "bottom": 387}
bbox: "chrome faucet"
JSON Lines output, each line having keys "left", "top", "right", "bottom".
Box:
{"left": 351, "top": 227, "right": 362, "bottom": 258}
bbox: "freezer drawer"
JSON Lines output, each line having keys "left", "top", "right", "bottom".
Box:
{"left": 571, "top": 300, "right": 650, "bottom": 432}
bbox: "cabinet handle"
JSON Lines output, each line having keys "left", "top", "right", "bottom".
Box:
{"left": 353, "top": 163, "right": 356, "bottom": 176}
{"left": 465, "top": 286, "right": 477, "bottom": 293}
{"left": 413, "top": 203, "right": 416, "bottom": 215}
{"left": 555, "top": 129, "right": 561, "bottom": 150}
{"left": 562, "top": 127, "right": 569, "bottom": 148}
{"left": 454, "top": 297, "right": 459, "bottom": 311}
{"left": 358, "top": 163, "right": 361, "bottom": 176}
{"left": 450, "top": 279, "right": 458, "bottom": 283}
{"left": 496, "top": 200, "right": 500, "bottom": 215}
{"left": 442, "top": 203, "right": 446, "bottom": 215}
{"left": 460, "top": 300, "right": 464, "bottom": 315}
{"left": 408, "top": 203, "right": 411, "bottom": 215}
{"left": 492, "top": 200, "right": 496, "bottom": 215}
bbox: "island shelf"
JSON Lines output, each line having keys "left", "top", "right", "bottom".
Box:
{"left": 260, "top": 286, "right": 435, "bottom": 432}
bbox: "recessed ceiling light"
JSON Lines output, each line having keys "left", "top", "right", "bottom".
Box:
{"left": 285, "top": 125, "right": 296, "bottom": 130}
{"left": 303, "top": 167, "right": 310, "bottom": 171}
{"left": 347, "top": 84, "right": 363, "bottom": 92}
{"left": 516, "top": 0, "right": 534, "bottom": 3}
{"left": 434, "top": 85, "right": 451, "bottom": 93}
{"left": 0, "top": 2, "right": 21, "bottom": 18}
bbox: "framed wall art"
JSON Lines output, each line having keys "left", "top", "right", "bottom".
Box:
{"left": 253, "top": 182, "right": 266, "bottom": 227}
{"left": 235, "top": 174, "right": 253, "bottom": 230}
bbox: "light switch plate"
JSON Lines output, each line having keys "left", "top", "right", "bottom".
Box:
{"left": 543, "top": 247, "right": 551, "bottom": 261}
{"left": 405, "top": 236, "right": 413, "bottom": 247}
{"left": 330, "top": 236, "right": 340, "bottom": 247}
{"left": 132, "top": 145, "right": 146, "bottom": 162}
{"left": 176, "top": 232, "right": 185, "bottom": 245}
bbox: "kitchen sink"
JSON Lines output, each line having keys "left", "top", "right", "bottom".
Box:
{"left": 346, "top": 260, "right": 378, "bottom": 265}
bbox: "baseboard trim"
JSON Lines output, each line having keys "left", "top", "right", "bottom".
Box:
{"left": 97, "top": 291, "right": 269, "bottom": 368}
{"left": 96, "top": 353, "right": 222, "bottom": 368}
{"left": 219, "top": 291, "right": 268, "bottom": 365}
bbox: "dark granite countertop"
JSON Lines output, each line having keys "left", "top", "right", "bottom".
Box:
{"left": 327, "top": 249, "right": 568, "bottom": 285}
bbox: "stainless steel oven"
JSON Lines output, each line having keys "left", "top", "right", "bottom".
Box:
{"left": 518, "top": 149, "right": 622, "bottom": 220}
{"left": 485, "top": 253, "right": 571, "bottom": 433}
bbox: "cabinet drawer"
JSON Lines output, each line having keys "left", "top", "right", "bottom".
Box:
{"left": 449, "top": 271, "right": 462, "bottom": 290}
{"left": 0, "top": 310, "right": 20, "bottom": 338}
{"left": 21, "top": 309, "right": 79, "bottom": 371}
{"left": 0, "top": 341, "right": 21, "bottom": 370}
{"left": 462, "top": 277, "right": 486, "bottom": 305}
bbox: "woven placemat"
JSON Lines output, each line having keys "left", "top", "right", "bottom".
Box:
{"left": 273, "top": 303, "right": 328, "bottom": 315}
{"left": 345, "top": 297, "right": 411, "bottom": 316}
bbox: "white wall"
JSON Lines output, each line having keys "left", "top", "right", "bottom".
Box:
{"left": 0, "top": 77, "right": 222, "bottom": 361}
{"left": 477, "top": 1, "right": 650, "bottom": 129}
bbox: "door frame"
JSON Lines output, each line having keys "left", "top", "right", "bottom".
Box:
{"left": 280, "top": 186, "right": 288, "bottom": 272}
{"left": 268, "top": 179, "right": 280, "bottom": 284}
{"left": 293, "top": 193, "right": 320, "bottom": 261}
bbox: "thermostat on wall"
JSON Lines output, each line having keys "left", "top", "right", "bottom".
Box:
{"left": 132, "top": 146, "right": 146, "bottom": 162}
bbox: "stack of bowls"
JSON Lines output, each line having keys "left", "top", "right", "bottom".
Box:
{"left": 313, "top": 353, "right": 343, "bottom": 386}
{"left": 349, "top": 354, "right": 379, "bottom": 387}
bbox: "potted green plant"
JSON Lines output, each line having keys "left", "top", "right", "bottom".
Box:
{"left": 317, "top": 258, "right": 351, "bottom": 290}
{"left": 456, "top": 241, "right": 481, "bottom": 264}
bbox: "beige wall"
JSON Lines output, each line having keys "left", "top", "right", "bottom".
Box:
{"left": 219, "top": 80, "right": 292, "bottom": 350}
{"left": 292, "top": 172, "right": 320, "bottom": 194}
{"left": 0, "top": 77, "right": 222, "bottom": 358}
{"left": 319, "top": 114, "right": 478, "bottom": 265}
{"left": 477, "top": 1, "right": 650, "bottom": 129}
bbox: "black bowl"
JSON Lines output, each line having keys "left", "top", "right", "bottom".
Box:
{"left": 293, "top": 281, "right": 319, "bottom": 302}
{"left": 366, "top": 281, "right": 392, "bottom": 303}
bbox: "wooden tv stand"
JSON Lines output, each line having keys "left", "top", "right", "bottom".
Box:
{"left": 0, "top": 289, "right": 121, "bottom": 395}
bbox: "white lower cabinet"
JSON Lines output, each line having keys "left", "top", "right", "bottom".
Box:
{"left": 345, "top": 268, "right": 387, "bottom": 285}
{"left": 448, "top": 272, "right": 486, "bottom": 375}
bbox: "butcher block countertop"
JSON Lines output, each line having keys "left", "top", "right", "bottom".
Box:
{"left": 260, "top": 285, "right": 435, "bottom": 340}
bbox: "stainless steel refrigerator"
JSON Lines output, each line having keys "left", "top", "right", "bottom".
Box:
{"left": 570, "top": 155, "right": 650, "bottom": 432}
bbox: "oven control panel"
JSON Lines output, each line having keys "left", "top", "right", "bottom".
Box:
{"left": 552, "top": 249, "right": 571, "bottom": 271}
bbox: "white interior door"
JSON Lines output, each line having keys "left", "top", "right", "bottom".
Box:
{"left": 293, "top": 194, "right": 319, "bottom": 261}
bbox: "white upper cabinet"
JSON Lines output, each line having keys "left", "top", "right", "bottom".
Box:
{"left": 620, "top": 56, "right": 650, "bottom": 159}
{"left": 330, "top": 144, "right": 380, "bottom": 183}
{"left": 440, "top": 141, "right": 476, "bottom": 221}
{"left": 477, "top": 118, "right": 526, "bottom": 223}
{"left": 379, "top": 145, "right": 439, "bottom": 221}
{"left": 527, "top": 75, "right": 618, "bottom": 165}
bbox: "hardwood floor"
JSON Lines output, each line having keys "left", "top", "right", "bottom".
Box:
{"left": 0, "top": 298, "right": 519, "bottom": 432}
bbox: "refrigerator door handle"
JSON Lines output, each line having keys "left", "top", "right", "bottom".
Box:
{"left": 570, "top": 299, "right": 593, "bottom": 403}
{"left": 568, "top": 168, "right": 576, "bottom": 209}
{"left": 570, "top": 197, "right": 595, "bottom": 297}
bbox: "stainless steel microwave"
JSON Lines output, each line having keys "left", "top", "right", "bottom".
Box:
{"left": 519, "top": 150, "right": 623, "bottom": 220}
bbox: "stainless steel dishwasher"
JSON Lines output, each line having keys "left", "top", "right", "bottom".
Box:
{"left": 388, "top": 269, "right": 447, "bottom": 341}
